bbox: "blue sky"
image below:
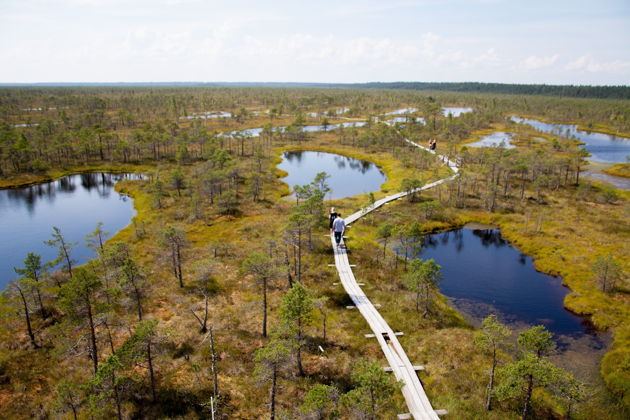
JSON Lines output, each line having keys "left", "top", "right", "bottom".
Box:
{"left": 1, "top": 0, "right": 629, "bottom": 84}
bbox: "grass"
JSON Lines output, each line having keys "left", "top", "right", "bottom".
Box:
{"left": 604, "top": 163, "right": 630, "bottom": 179}
{"left": 1, "top": 123, "right": 628, "bottom": 418}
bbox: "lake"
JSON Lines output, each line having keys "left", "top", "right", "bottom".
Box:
{"left": 223, "top": 121, "right": 367, "bottom": 138}
{"left": 443, "top": 107, "right": 473, "bottom": 117}
{"left": 510, "top": 116, "right": 630, "bottom": 163}
{"left": 277, "top": 151, "right": 387, "bottom": 200}
{"left": 466, "top": 132, "right": 516, "bottom": 149}
{"left": 180, "top": 111, "right": 232, "bottom": 120}
{"left": 0, "top": 173, "right": 140, "bottom": 289}
{"left": 384, "top": 107, "right": 419, "bottom": 115}
{"left": 411, "top": 227, "right": 608, "bottom": 380}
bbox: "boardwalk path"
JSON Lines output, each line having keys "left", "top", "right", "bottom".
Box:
{"left": 331, "top": 139, "right": 459, "bottom": 419}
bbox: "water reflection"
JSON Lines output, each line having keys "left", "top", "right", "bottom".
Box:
{"left": 467, "top": 132, "right": 516, "bottom": 149}
{"left": 278, "top": 151, "right": 387, "bottom": 200}
{"left": 472, "top": 229, "right": 507, "bottom": 247}
{"left": 222, "top": 121, "right": 366, "bottom": 138}
{"left": 0, "top": 173, "right": 141, "bottom": 288}
{"left": 510, "top": 116, "right": 630, "bottom": 163}
{"left": 407, "top": 227, "right": 608, "bottom": 380}
{"left": 411, "top": 228, "right": 602, "bottom": 338}
{"left": 3, "top": 173, "right": 141, "bottom": 215}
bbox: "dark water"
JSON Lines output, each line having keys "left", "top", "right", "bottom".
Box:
{"left": 511, "top": 116, "right": 630, "bottom": 163}
{"left": 223, "top": 121, "right": 366, "bottom": 138}
{"left": 409, "top": 227, "right": 608, "bottom": 378}
{"left": 0, "top": 173, "right": 140, "bottom": 289}
{"left": 277, "top": 151, "right": 387, "bottom": 200}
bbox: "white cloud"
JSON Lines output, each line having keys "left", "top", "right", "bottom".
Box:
{"left": 521, "top": 54, "right": 558, "bottom": 70}
{"left": 566, "top": 55, "right": 589, "bottom": 71}
{"left": 58, "top": 0, "right": 199, "bottom": 5}
{"left": 565, "top": 55, "right": 630, "bottom": 73}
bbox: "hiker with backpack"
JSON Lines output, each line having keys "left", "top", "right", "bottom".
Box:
{"left": 332, "top": 212, "right": 346, "bottom": 248}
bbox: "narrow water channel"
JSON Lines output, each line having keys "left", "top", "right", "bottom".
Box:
{"left": 510, "top": 116, "right": 630, "bottom": 163}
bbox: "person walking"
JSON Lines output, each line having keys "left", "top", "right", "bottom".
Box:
{"left": 332, "top": 212, "right": 346, "bottom": 248}
{"left": 329, "top": 207, "right": 338, "bottom": 232}
{"left": 430, "top": 139, "right": 437, "bottom": 151}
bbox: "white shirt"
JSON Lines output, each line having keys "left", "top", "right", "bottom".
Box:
{"left": 332, "top": 217, "right": 346, "bottom": 233}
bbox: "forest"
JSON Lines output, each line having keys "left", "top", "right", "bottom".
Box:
{"left": 0, "top": 86, "right": 628, "bottom": 419}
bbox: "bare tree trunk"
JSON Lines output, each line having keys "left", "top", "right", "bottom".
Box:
{"left": 297, "top": 321, "right": 305, "bottom": 376}
{"left": 284, "top": 249, "right": 293, "bottom": 289}
{"left": 147, "top": 341, "right": 157, "bottom": 402}
{"left": 270, "top": 367, "right": 277, "bottom": 420}
{"left": 522, "top": 374, "right": 534, "bottom": 419}
{"left": 262, "top": 278, "right": 268, "bottom": 337}
{"left": 176, "top": 244, "right": 183, "bottom": 287}
{"left": 17, "top": 286, "right": 38, "bottom": 349}
{"left": 103, "top": 319, "right": 116, "bottom": 354}
{"left": 210, "top": 327, "right": 219, "bottom": 398}
{"left": 486, "top": 347, "right": 497, "bottom": 411}
{"left": 112, "top": 372, "right": 123, "bottom": 420}
{"left": 86, "top": 295, "right": 98, "bottom": 374}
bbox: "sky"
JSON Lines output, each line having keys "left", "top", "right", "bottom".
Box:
{"left": 1, "top": 0, "right": 629, "bottom": 85}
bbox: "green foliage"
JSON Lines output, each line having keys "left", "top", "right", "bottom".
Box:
{"left": 13, "top": 252, "right": 44, "bottom": 281}
{"left": 44, "top": 226, "right": 77, "bottom": 276}
{"left": 592, "top": 253, "right": 623, "bottom": 293}
{"left": 474, "top": 315, "right": 512, "bottom": 353}
{"left": 551, "top": 368, "right": 586, "bottom": 418}
{"left": 340, "top": 359, "right": 399, "bottom": 418}
{"left": 280, "top": 282, "right": 314, "bottom": 329}
{"left": 403, "top": 258, "right": 442, "bottom": 315}
{"left": 280, "top": 282, "right": 314, "bottom": 376}
{"left": 517, "top": 325, "right": 556, "bottom": 357}
{"left": 242, "top": 251, "right": 275, "bottom": 282}
{"left": 254, "top": 338, "right": 291, "bottom": 381}
{"left": 58, "top": 265, "right": 103, "bottom": 320}
{"left": 85, "top": 221, "right": 109, "bottom": 255}
{"left": 495, "top": 352, "right": 558, "bottom": 401}
{"left": 495, "top": 325, "right": 583, "bottom": 418}
{"left": 151, "top": 178, "right": 165, "bottom": 209}
{"left": 474, "top": 314, "right": 511, "bottom": 410}
{"left": 170, "top": 166, "right": 186, "bottom": 197}
{"left": 53, "top": 380, "right": 84, "bottom": 419}
{"left": 377, "top": 221, "right": 394, "bottom": 259}
{"left": 300, "top": 384, "right": 339, "bottom": 418}
{"left": 400, "top": 178, "right": 424, "bottom": 202}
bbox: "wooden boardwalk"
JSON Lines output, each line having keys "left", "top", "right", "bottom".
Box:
{"left": 331, "top": 140, "right": 459, "bottom": 419}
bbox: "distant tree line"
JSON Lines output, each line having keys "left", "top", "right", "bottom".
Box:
{"left": 348, "top": 82, "right": 630, "bottom": 100}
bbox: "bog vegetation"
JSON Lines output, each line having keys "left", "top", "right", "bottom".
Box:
{"left": 0, "top": 86, "right": 628, "bottom": 419}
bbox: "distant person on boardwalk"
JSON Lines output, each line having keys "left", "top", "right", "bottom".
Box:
{"left": 430, "top": 139, "right": 437, "bottom": 151}
{"left": 329, "top": 207, "right": 338, "bottom": 232}
{"left": 332, "top": 212, "right": 346, "bottom": 248}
